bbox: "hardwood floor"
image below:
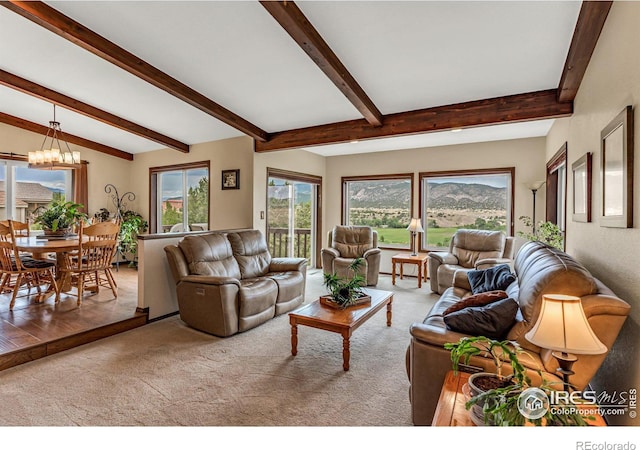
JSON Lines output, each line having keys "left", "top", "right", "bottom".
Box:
{"left": 0, "top": 266, "right": 147, "bottom": 371}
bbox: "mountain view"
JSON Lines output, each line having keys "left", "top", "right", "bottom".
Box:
{"left": 267, "top": 178, "right": 508, "bottom": 254}
{"left": 347, "top": 179, "right": 507, "bottom": 248}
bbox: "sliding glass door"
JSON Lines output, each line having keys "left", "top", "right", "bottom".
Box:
{"left": 266, "top": 169, "right": 321, "bottom": 268}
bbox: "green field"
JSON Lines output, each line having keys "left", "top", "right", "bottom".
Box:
{"left": 374, "top": 227, "right": 459, "bottom": 248}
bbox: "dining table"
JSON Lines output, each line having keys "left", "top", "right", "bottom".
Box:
{"left": 14, "top": 235, "right": 86, "bottom": 297}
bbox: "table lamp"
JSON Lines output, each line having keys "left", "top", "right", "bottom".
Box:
{"left": 406, "top": 218, "right": 424, "bottom": 256}
{"left": 525, "top": 294, "right": 607, "bottom": 392}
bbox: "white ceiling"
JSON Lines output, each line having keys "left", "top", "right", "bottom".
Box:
{"left": 0, "top": 1, "right": 582, "bottom": 157}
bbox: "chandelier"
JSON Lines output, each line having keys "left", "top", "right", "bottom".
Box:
{"left": 28, "top": 105, "right": 80, "bottom": 166}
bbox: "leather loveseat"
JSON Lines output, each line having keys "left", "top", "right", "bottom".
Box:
{"left": 164, "top": 229, "right": 307, "bottom": 337}
{"left": 407, "top": 240, "right": 631, "bottom": 425}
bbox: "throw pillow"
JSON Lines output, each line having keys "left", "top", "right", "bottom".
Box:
{"left": 467, "top": 264, "right": 516, "bottom": 294}
{"left": 443, "top": 297, "right": 519, "bottom": 340}
{"left": 442, "top": 290, "right": 509, "bottom": 316}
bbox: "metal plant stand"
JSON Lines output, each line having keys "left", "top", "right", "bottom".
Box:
{"left": 105, "top": 184, "right": 136, "bottom": 271}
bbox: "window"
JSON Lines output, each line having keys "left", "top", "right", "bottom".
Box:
{"left": 420, "top": 168, "right": 514, "bottom": 250}
{"left": 342, "top": 174, "right": 413, "bottom": 249}
{"left": 149, "top": 161, "right": 210, "bottom": 233}
{"left": 546, "top": 143, "right": 567, "bottom": 237}
{"left": 0, "top": 158, "right": 73, "bottom": 229}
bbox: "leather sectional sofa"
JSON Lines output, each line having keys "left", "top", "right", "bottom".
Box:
{"left": 406, "top": 240, "right": 631, "bottom": 425}
{"left": 164, "top": 229, "right": 307, "bottom": 337}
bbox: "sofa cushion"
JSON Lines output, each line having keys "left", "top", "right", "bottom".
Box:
{"left": 332, "top": 226, "right": 373, "bottom": 259}
{"left": 467, "top": 264, "right": 516, "bottom": 294}
{"left": 267, "top": 271, "right": 305, "bottom": 315}
{"left": 442, "top": 290, "right": 509, "bottom": 315}
{"left": 228, "top": 230, "right": 272, "bottom": 279}
{"left": 238, "top": 278, "right": 277, "bottom": 332}
{"left": 513, "top": 241, "right": 597, "bottom": 332}
{"left": 178, "top": 233, "right": 241, "bottom": 278}
{"left": 443, "top": 297, "right": 519, "bottom": 339}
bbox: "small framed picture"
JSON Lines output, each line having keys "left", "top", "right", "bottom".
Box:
{"left": 222, "top": 169, "right": 240, "bottom": 190}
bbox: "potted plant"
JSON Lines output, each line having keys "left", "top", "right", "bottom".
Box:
{"left": 33, "top": 199, "right": 88, "bottom": 236}
{"left": 118, "top": 210, "right": 148, "bottom": 267}
{"left": 322, "top": 257, "right": 370, "bottom": 308}
{"left": 445, "top": 336, "right": 593, "bottom": 426}
{"left": 518, "top": 215, "right": 564, "bottom": 250}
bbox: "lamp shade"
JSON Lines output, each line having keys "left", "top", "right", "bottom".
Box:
{"left": 527, "top": 180, "right": 546, "bottom": 191}
{"left": 525, "top": 294, "right": 607, "bottom": 355}
{"left": 407, "top": 218, "right": 424, "bottom": 233}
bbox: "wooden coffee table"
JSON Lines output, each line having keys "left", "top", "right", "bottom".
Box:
{"left": 289, "top": 288, "right": 393, "bottom": 371}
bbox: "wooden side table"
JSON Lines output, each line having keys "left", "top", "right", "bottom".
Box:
{"left": 432, "top": 371, "right": 607, "bottom": 426}
{"left": 391, "top": 253, "right": 429, "bottom": 288}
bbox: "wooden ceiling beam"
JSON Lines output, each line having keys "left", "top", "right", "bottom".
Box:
{"left": 0, "top": 112, "right": 134, "bottom": 161}
{"left": 2, "top": 0, "right": 269, "bottom": 142}
{"left": 0, "top": 69, "right": 189, "bottom": 153}
{"left": 557, "top": 1, "right": 613, "bottom": 103}
{"left": 255, "top": 89, "right": 573, "bottom": 152}
{"left": 261, "top": 1, "right": 383, "bottom": 127}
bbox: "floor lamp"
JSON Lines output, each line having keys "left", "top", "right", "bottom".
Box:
{"left": 407, "top": 218, "right": 424, "bottom": 256}
{"left": 527, "top": 181, "right": 545, "bottom": 237}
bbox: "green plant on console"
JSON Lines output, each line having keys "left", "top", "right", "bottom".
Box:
{"left": 322, "top": 257, "right": 366, "bottom": 307}
{"left": 518, "top": 216, "right": 564, "bottom": 250}
{"left": 445, "top": 336, "right": 594, "bottom": 426}
{"left": 33, "top": 199, "right": 88, "bottom": 232}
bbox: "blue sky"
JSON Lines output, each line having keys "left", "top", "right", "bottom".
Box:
{"left": 160, "top": 168, "right": 208, "bottom": 200}
{"left": 0, "top": 166, "right": 67, "bottom": 191}
{"left": 428, "top": 174, "right": 508, "bottom": 188}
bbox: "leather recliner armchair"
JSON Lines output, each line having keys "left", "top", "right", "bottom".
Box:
{"left": 427, "top": 229, "right": 515, "bottom": 294}
{"left": 321, "top": 225, "right": 381, "bottom": 286}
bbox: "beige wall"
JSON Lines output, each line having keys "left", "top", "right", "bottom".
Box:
{"left": 130, "top": 136, "right": 254, "bottom": 231}
{"left": 546, "top": 1, "right": 640, "bottom": 425}
{"left": 0, "top": 122, "right": 132, "bottom": 216}
{"left": 323, "top": 138, "right": 547, "bottom": 272}
{"left": 252, "top": 149, "right": 326, "bottom": 235}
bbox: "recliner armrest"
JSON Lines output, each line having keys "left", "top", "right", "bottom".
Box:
{"left": 428, "top": 251, "right": 458, "bottom": 265}
{"left": 363, "top": 247, "right": 381, "bottom": 258}
{"left": 321, "top": 247, "right": 340, "bottom": 258}
{"left": 182, "top": 275, "right": 241, "bottom": 287}
{"left": 269, "top": 257, "right": 307, "bottom": 272}
{"left": 475, "top": 257, "right": 512, "bottom": 270}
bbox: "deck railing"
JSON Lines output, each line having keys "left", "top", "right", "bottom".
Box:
{"left": 267, "top": 227, "right": 311, "bottom": 261}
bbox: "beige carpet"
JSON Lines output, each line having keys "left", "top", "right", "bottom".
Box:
{"left": 0, "top": 269, "right": 438, "bottom": 426}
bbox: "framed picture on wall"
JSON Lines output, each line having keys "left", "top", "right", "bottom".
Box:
{"left": 572, "top": 152, "right": 592, "bottom": 223}
{"left": 222, "top": 169, "right": 240, "bottom": 190}
{"left": 600, "top": 106, "right": 634, "bottom": 228}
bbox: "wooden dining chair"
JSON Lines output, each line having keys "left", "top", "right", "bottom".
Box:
{"left": 0, "top": 221, "right": 60, "bottom": 310}
{"left": 1, "top": 219, "right": 30, "bottom": 237}
{"left": 59, "top": 221, "right": 120, "bottom": 306}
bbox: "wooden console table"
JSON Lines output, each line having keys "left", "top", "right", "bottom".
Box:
{"left": 432, "top": 371, "right": 607, "bottom": 426}
{"left": 391, "top": 253, "right": 428, "bottom": 288}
